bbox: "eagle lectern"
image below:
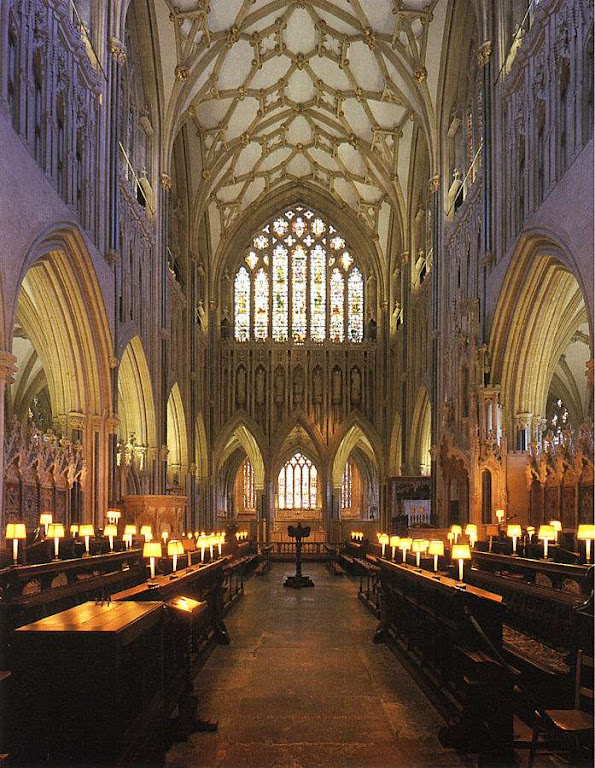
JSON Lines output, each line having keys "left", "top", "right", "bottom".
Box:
{"left": 284, "top": 522, "right": 315, "bottom": 588}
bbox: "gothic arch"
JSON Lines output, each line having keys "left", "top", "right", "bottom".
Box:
{"left": 166, "top": 383, "right": 189, "bottom": 486}
{"left": 271, "top": 414, "right": 327, "bottom": 479}
{"left": 117, "top": 336, "right": 156, "bottom": 449}
{"left": 410, "top": 386, "right": 432, "bottom": 475}
{"left": 330, "top": 416, "right": 383, "bottom": 489}
{"left": 215, "top": 414, "right": 266, "bottom": 490}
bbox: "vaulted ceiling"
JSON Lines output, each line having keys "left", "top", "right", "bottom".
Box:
{"left": 157, "top": 0, "right": 448, "bottom": 261}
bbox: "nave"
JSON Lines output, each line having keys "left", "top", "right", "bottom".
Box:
{"left": 166, "top": 563, "right": 464, "bottom": 768}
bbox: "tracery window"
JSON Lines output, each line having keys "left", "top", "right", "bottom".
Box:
{"left": 233, "top": 206, "right": 365, "bottom": 343}
{"left": 278, "top": 453, "right": 317, "bottom": 510}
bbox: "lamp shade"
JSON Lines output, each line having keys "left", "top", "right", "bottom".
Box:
{"left": 450, "top": 525, "right": 462, "bottom": 536}
{"left": 538, "top": 525, "right": 555, "bottom": 541}
{"left": 495, "top": 509, "right": 505, "bottom": 520}
{"left": 107, "top": 508, "right": 121, "bottom": 520}
{"left": 143, "top": 542, "right": 162, "bottom": 558}
{"left": 70, "top": 524, "right": 79, "bottom": 536}
{"left": 451, "top": 543, "right": 471, "bottom": 560}
{"left": 124, "top": 524, "right": 137, "bottom": 536}
{"left": 428, "top": 540, "right": 444, "bottom": 556}
{"left": 526, "top": 526, "right": 535, "bottom": 535}
{"left": 47, "top": 523, "right": 65, "bottom": 539}
{"left": 411, "top": 539, "right": 428, "bottom": 553}
{"left": 389, "top": 535, "right": 400, "bottom": 547}
{"left": 104, "top": 524, "right": 118, "bottom": 538}
{"left": 39, "top": 513, "right": 52, "bottom": 529}
{"left": 577, "top": 525, "right": 595, "bottom": 541}
{"left": 549, "top": 520, "right": 562, "bottom": 533}
{"left": 79, "top": 524, "right": 95, "bottom": 538}
{"left": 506, "top": 525, "right": 522, "bottom": 538}
{"left": 399, "top": 537, "right": 413, "bottom": 550}
{"left": 378, "top": 533, "right": 390, "bottom": 545}
{"left": 168, "top": 539, "right": 184, "bottom": 557}
{"left": 7, "top": 523, "right": 26, "bottom": 540}
{"left": 140, "top": 525, "right": 152, "bottom": 536}
{"left": 465, "top": 524, "right": 477, "bottom": 537}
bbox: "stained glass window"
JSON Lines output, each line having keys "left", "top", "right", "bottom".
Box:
{"left": 232, "top": 206, "right": 366, "bottom": 344}
{"left": 234, "top": 267, "right": 250, "bottom": 341}
{"left": 347, "top": 268, "right": 364, "bottom": 342}
{"left": 278, "top": 452, "right": 317, "bottom": 510}
{"left": 242, "top": 458, "right": 256, "bottom": 510}
{"left": 341, "top": 461, "right": 352, "bottom": 509}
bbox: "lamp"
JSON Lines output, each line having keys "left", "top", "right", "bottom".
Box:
{"left": 495, "top": 509, "right": 505, "bottom": 527}
{"left": 123, "top": 524, "right": 137, "bottom": 549}
{"left": 216, "top": 533, "right": 223, "bottom": 557}
{"left": 79, "top": 524, "right": 94, "bottom": 555}
{"left": 411, "top": 539, "right": 427, "bottom": 568}
{"left": 389, "top": 535, "right": 400, "bottom": 560}
{"left": 549, "top": 520, "right": 562, "bottom": 543}
{"left": 143, "top": 541, "right": 162, "bottom": 579}
{"left": 538, "top": 525, "right": 555, "bottom": 559}
{"left": 39, "top": 513, "right": 52, "bottom": 536}
{"left": 47, "top": 523, "right": 65, "bottom": 560}
{"left": 161, "top": 530, "right": 169, "bottom": 544}
{"left": 465, "top": 524, "right": 478, "bottom": 548}
{"left": 70, "top": 524, "right": 79, "bottom": 538}
{"left": 506, "top": 524, "right": 522, "bottom": 555}
{"left": 104, "top": 523, "right": 118, "bottom": 552}
{"left": 6, "top": 523, "right": 26, "bottom": 565}
{"left": 450, "top": 525, "right": 462, "bottom": 544}
{"left": 187, "top": 531, "right": 194, "bottom": 540}
{"left": 140, "top": 525, "right": 152, "bottom": 543}
{"left": 428, "top": 540, "right": 444, "bottom": 572}
{"left": 198, "top": 533, "right": 208, "bottom": 562}
{"left": 526, "top": 525, "right": 535, "bottom": 540}
{"left": 106, "top": 508, "right": 121, "bottom": 525}
{"left": 577, "top": 525, "right": 595, "bottom": 564}
{"left": 379, "top": 533, "right": 390, "bottom": 557}
{"left": 452, "top": 543, "right": 471, "bottom": 582}
{"left": 208, "top": 534, "right": 215, "bottom": 559}
{"left": 167, "top": 539, "right": 184, "bottom": 572}
{"left": 399, "top": 537, "right": 412, "bottom": 563}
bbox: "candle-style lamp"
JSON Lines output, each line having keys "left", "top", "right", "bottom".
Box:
{"left": 452, "top": 543, "right": 471, "bottom": 583}
{"left": 411, "top": 539, "right": 427, "bottom": 569}
{"left": 208, "top": 534, "right": 215, "bottom": 559}
{"left": 39, "top": 513, "right": 52, "bottom": 537}
{"left": 465, "top": 524, "right": 478, "bottom": 548}
{"left": 123, "top": 524, "right": 137, "bottom": 549}
{"left": 379, "top": 533, "right": 390, "bottom": 557}
{"left": 577, "top": 525, "right": 595, "bottom": 564}
{"left": 140, "top": 525, "right": 152, "bottom": 543}
{"left": 161, "top": 530, "right": 169, "bottom": 545}
{"left": 495, "top": 509, "right": 505, "bottom": 532}
{"left": 143, "top": 541, "right": 162, "bottom": 579}
{"left": 428, "top": 540, "right": 444, "bottom": 572}
{"left": 6, "top": 523, "right": 26, "bottom": 565}
{"left": 507, "top": 524, "right": 522, "bottom": 555}
{"left": 549, "top": 520, "right": 562, "bottom": 543}
{"left": 217, "top": 534, "right": 223, "bottom": 557}
{"left": 538, "top": 524, "right": 555, "bottom": 559}
{"left": 389, "top": 535, "right": 400, "bottom": 561}
{"left": 104, "top": 523, "right": 117, "bottom": 552}
{"left": 47, "top": 523, "right": 65, "bottom": 560}
{"left": 106, "top": 508, "right": 121, "bottom": 526}
{"left": 450, "top": 525, "right": 462, "bottom": 544}
{"left": 399, "top": 537, "right": 412, "bottom": 563}
{"left": 198, "top": 533, "right": 207, "bottom": 562}
{"left": 526, "top": 525, "right": 535, "bottom": 541}
{"left": 70, "top": 524, "right": 79, "bottom": 539}
{"left": 79, "top": 524, "right": 94, "bottom": 556}
{"left": 168, "top": 539, "right": 184, "bottom": 572}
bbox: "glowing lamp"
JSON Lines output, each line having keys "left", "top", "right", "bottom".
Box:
{"left": 104, "top": 523, "right": 118, "bottom": 551}
{"left": 39, "top": 513, "right": 52, "bottom": 536}
{"left": 506, "top": 524, "right": 522, "bottom": 554}
{"left": 495, "top": 509, "right": 505, "bottom": 525}
{"left": 161, "top": 530, "right": 169, "bottom": 544}
{"left": 399, "top": 537, "right": 413, "bottom": 563}
{"left": 217, "top": 534, "right": 223, "bottom": 557}
{"left": 465, "top": 524, "right": 478, "bottom": 548}
{"left": 577, "top": 525, "right": 595, "bottom": 563}
{"left": 198, "top": 533, "right": 208, "bottom": 562}
{"left": 6, "top": 522, "right": 26, "bottom": 564}
{"left": 143, "top": 541, "right": 162, "bottom": 579}
{"left": 538, "top": 525, "right": 556, "bottom": 559}
{"left": 187, "top": 531, "right": 194, "bottom": 540}
{"left": 411, "top": 539, "right": 427, "bottom": 568}
{"left": 140, "top": 525, "right": 152, "bottom": 543}
{"left": 526, "top": 526, "right": 535, "bottom": 539}
{"left": 452, "top": 543, "right": 471, "bottom": 582}
{"left": 549, "top": 520, "right": 562, "bottom": 543}
{"left": 428, "top": 540, "right": 444, "bottom": 572}
{"left": 47, "top": 523, "right": 65, "bottom": 560}
{"left": 106, "top": 508, "right": 121, "bottom": 525}
{"left": 79, "top": 524, "right": 94, "bottom": 555}
{"left": 389, "top": 535, "right": 400, "bottom": 560}
{"left": 167, "top": 539, "right": 184, "bottom": 572}
{"left": 70, "top": 524, "right": 79, "bottom": 538}
{"left": 450, "top": 525, "right": 462, "bottom": 544}
{"left": 208, "top": 534, "right": 215, "bottom": 559}
{"left": 378, "top": 533, "right": 390, "bottom": 558}
{"left": 123, "top": 524, "right": 137, "bottom": 549}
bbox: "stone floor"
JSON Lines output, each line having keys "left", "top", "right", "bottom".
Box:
{"left": 165, "top": 563, "right": 468, "bottom": 768}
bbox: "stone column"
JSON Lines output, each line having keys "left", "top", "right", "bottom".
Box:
{"left": 478, "top": 40, "right": 493, "bottom": 343}
{"left": 159, "top": 173, "right": 172, "bottom": 493}
{"left": 399, "top": 252, "right": 409, "bottom": 473}
{"left": 429, "top": 175, "right": 441, "bottom": 520}
{"left": 0, "top": 352, "right": 17, "bottom": 538}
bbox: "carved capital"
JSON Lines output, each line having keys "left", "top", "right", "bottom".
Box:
{"left": 477, "top": 41, "right": 492, "bottom": 68}
{"left": 413, "top": 66, "right": 427, "bottom": 83}
{"left": 161, "top": 173, "right": 172, "bottom": 190}
{"left": 400, "top": 251, "right": 409, "bottom": 264}
{"left": 108, "top": 355, "right": 118, "bottom": 369}
{"left": 108, "top": 37, "right": 127, "bottom": 64}
{"left": 428, "top": 175, "right": 440, "bottom": 193}
{"left": 175, "top": 64, "right": 189, "bottom": 81}
{"left": 0, "top": 351, "right": 17, "bottom": 384}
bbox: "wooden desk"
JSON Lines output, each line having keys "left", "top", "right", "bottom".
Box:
{"left": 10, "top": 601, "right": 166, "bottom": 763}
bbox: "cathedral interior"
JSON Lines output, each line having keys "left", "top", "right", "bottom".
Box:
{"left": 0, "top": 0, "right": 593, "bottom": 766}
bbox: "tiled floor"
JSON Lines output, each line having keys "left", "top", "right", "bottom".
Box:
{"left": 165, "top": 563, "right": 466, "bottom": 768}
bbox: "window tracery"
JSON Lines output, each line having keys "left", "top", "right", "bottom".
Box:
{"left": 233, "top": 206, "right": 365, "bottom": 343}
{"left": 278, "top": 453, "right": 317, "bottom": 510}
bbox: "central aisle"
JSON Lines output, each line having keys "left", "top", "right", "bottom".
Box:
{"left": 166, "top": 563, "right": 465, "bottom": 768}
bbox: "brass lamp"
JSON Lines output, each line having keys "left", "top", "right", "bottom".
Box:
{"left": 140, "top": 525, "right": 152, "bottom": 543}
{"left": 379, "top": 533, "right": 390, "bottom": 558}
{"left": 577, "top": 524, "right": 595, "bottom": 563}
{"left": 167, "top": 539, "right": 184, "bottom": 572}
{"left": 465, "top": 523, "right": 478, "bottom": 548}
{"left": 549, "top": 520, "right": 562, "bottom": 543}
{"left": 538, "top": 525, "right": 555, "bottom": 559}
{"left": 506, "top": 524, "right": 522, "bottom": 555}
{"left": 79, "top": 524, "right": 95, "bottom": 555}
{"left": 39, "top": 513, "right": 53, "bottom": 537}
{"left": 143, "top": 541, "right": 162, "bottom": 579}
{"left": 452, "top": 543, "right": 471, "bottom": 582}
{"left": 123, "top": 524, "right": 137, "bottom": 549}
{"left": 6, "top": 523, "right": 26, "bottom": 564}
{"left": 70, "top": 524, "right": 79, "bottom": 538}
{"left": 399, "top": 537, "right": 413, "bottom": 563}
{"left": 389, "top": 535, "right": 400, "bottom": 560}
{"left": 104, "top": 523, "right": 118, "bottom": 552}
{"left": 428, "top": 540, "right": 444, "bottom": 572}
{"left": 450, "top": 525, "right": 462, "bottom": 544}
{"left": 47, "top": 523, "right": 65, "bottom": 560}
{"left": 411, "top": 539, "right": 427, "bottom": 568}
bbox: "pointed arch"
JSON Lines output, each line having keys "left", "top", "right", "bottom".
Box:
{"left": 271, "top": 414, "right": 326, "bottom": 478}
{"left": 410, "top": 386, "right": 432, "bottom": 476}
{"left": 118, "top": 336, "right": 156, "bottom": 449}
{"left": 215, "top": 414, "right": 266, "bottom": 490}
{"left": 330, "top": 416, "right": 384, "bottom": 489}
{"left": 166, "top": 383, "right": 189, "bottom": 483}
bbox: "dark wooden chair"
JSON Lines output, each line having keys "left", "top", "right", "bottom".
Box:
{"left": 528, "top": 650, "right": 594, "bottom": 767}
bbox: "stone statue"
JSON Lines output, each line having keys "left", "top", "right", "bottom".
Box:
{"left": 274, "top": 367, "right": 285, "bottom": 404}
{"left": 255, "top": 366, "right": 266, "bottom": 406}
{"left": 331, "top": 367, "right": 342, "bottom": 404}
{"left": 312, "top": 367, "right": 323, "bottom": 404}
{"left": 293, "top": 366, "right": 304, "bottom": 406}
{"left": 236, "top": 366, "right": 247, "bottom": 407}
{"left": 351, "top": 367, "right": 362, "bottom": 405}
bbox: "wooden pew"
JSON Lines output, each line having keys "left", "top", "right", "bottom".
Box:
{"left": 324, "top": 544, "right": 344, "bottom": 575}
{"left": 375, "top": 560, "right": 513, "bottom": 761}
{"left": 354, "top": 556, "right": 380, "bottom": 615}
